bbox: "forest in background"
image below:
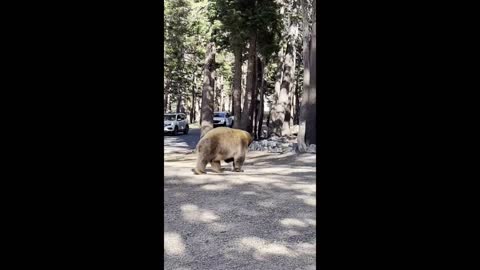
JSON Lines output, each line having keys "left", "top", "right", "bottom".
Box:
{"left": 164, "top": 0, "right": 316, "bottom": 152}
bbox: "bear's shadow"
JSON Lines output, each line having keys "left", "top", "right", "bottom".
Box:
{"left": 199, "top": 168, "right": 244, "bottom": 174}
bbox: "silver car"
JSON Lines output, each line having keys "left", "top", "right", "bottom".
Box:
{"left": 164, "top": 113, "right": 189, "bottom": 135}
{"left": 213, "top": 112, "right": 233, "bottom": 128}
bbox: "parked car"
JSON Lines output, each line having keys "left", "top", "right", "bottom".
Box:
{"left": 213, "top": 112, "right": 233, "bottom": 128}
{"left": 164, "top": 113, "right": 189, "bottom": 135}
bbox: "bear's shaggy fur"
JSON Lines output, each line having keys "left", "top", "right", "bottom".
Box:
{"left": 193, "top": 127, "right": 253, "bottom": 174}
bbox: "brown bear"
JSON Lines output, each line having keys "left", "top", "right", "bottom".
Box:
{"left": 192, "top": 127, "right": 253, "bottom": 175}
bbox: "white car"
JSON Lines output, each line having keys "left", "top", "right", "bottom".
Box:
{"left": 213, "top": 112, "right": 233, "bottom": 128}
{"left": 164, "top": 113, "right": 189, "bottom": 135}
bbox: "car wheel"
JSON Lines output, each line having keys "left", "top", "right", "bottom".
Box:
{"left": 184, "top": 125, "right": 189, "bottom": 135}
{"left": 173, "top": 126, "right": 178, "bottom": 136}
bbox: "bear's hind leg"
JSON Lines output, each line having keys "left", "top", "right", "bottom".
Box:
{"left": 210, "top": 160, "right": 224, "bottom": 173}
{"left": 233, "top": 156, "right": 245, "bottom": 172}
{"left": 193, "top": 158, "right": 208, "bottom": 175}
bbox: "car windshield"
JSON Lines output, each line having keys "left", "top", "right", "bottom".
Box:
{"left": 214, "top": 113, "right": 225, "bottom": 118}
{"left": 164, "top": 115, "right": 176, "bottom": 121}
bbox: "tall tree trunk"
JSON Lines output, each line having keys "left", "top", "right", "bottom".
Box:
{"left": 214, "top": 74, "right": 222, "bottom": 111}
{"left": 289, "top": 2, "right": 299, "bottom": 132}
{"left": 257, "top": 58, "right": 266, "bottom": 139}
{"left": 252, "top": 57, "right": 262, "bottom": 139}
{"left": 232, "top": 47, "right": 242, "bottom": 128}
{"left": 305, "top": 5, "right": 316, "bottom": 145}
{"left": 298, "top": 0, "right": 314, "bottom": 151}
{"left": 268, "top": 42, "right": 286, "bottom": 137}
{"left": 250, "top": 55, "right": 258, "bottom": 134}
{"left": 164, "top": 92, "right": 169, "bottom": 113}
{"left": 271, "top": 50, "right": 294, "bottom": 137}
{"left": 200, "top": 42, "right": 216, "bottom": 138}
{"left": 197, "top": 95, "right": 201, "bottom": 124}
{"left": 240, "top": 32, "right": 257, "bottom": 133}
{"left": 176, "top": 95, "right": 182, "bottom": 113}
{"left": 219, "top": 75, "right": 225, "bottom": 111}
{"left": 168, "top": 94, "right": 172, "bottom": 112}
{"left": 190, "top": 75, "right": 196, "bottom": 123}
{"left": 241, "top": 62, "right": 247, "bottom": 110}
{"left": 294, "top": 72, "right": 300, "bottom": 125}
{"left": 273, "top": 20, "right": 298, "bottom": 136}
{"left": 222, "top": 88, "right": 228, "bottom": 112}
{"left": 230, "top": 92, "right": 233, "bottom": 114}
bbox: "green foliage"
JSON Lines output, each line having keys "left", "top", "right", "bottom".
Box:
{"left": 164, "top": 0, "right": 313, "bottom": 113}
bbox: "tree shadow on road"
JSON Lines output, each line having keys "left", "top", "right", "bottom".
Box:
{"left": 164, "top": 162, "right": 317, "bottom": 270}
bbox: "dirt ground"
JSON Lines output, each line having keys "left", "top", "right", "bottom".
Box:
{"left": 164, "top": 150, "right": 316, "bottom": 270}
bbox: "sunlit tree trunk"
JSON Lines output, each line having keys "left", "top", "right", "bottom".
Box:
{"left": 190, "top": 75, "right": 196, "bottom": 123}
{"left": 176, "top": 94, "right": 182, "bottom": 113}
{"left": 200, "top": 42, "right": 216, "bottom": 138}
{"left": 240, "top": 32, "right": 257, "bottom": 133}
{"left": 164, "top": 92, "right": 169, "bottom": 113}
{"left": 256, "top": 58, "right": 266, "bottom": 139}
{"left": 250, "top": 55, "right": 258, "bottom": 134}
{"left": 271, "top": 8, "right": 298, "bottom": 137}
{"left": 298, "top": 0, "right": 316, "bottom": 151}
{"left": 268, "top": 43, "right": 286, "bottom": 137}
{"left": 305, "top": 4, "right": 316, "bottom": 145}
{"left": 232, "top": 47, "right": 242, "bottom": 128}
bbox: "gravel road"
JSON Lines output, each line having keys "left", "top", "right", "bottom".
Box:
{"left": 164, "top": 127, "right": 316, "bottom": 270}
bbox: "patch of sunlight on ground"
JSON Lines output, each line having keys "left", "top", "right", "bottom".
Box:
{"left": 200, "top": 183, "right": 231, "bottom": 191}
{"left": 280, "top": 218, "right": 309, "bottom": 228}
{"left": 295, "top": 194, "right": 316, "bottom": 206}
{"left": 164, "top": 232, "right": 186, "bottom": 256}
{"left": 305, "top": 218, "right": 316, "bottom": 226}
{"left": 294, "top": 242, "right": 316, "bottom": 255}
{"left": 181, "top": 204, "right": 220, "bottom": 223}
{"left": 238, "top": 237, "right": 295, "bottom": 258}
{"left": 240, "top": 191, "right": 259, "bottom": 195}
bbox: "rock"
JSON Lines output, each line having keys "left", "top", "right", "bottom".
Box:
{"left": 248, "top": 136, "right": 300, "bottom": 153}
{"left": 270, "top": 135, "right": 280, "bottom": 141}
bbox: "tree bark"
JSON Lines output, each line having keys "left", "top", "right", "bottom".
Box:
{"left": 250, "top": 55, "right": 258, "bottom": 134}
{"left": 271, "top": 49, "right": 294, "bottom": 137}
{"left": 268, "top": 39, "right": 287, "bottom": 136}
{"left": 232, "top": 47, "right": 242, "bottom": 128}
{"left": 252, "top": 58, "right": 259, "bottom": 139}
{"left": 240, "top": 32, "right": 257, "bottom": 133}
{"left": 305, "top": 5, "right": 316, "bottom": 145}
{"left": 200, "top": 42, "right": 216, "bottom": 138}
{"left": 297, "top": 0, "right": 313, "bottom": 152}
{"left": 294, "top": 72, "right": 300, "bottom": 125}
{"left": 176, "top": 95, "right": 182, "bottom": 113}
{"left": 197, "top": 95, "right": 201, "bottom": 124}
{"left": 214, "top": 74, "right": 222, "bottom": 111}
{"left": 190, "top": 74, "right": 196, "bottom": 123}
{"left": 164, "top": 92, "right": 169, "bottom": 113}
{"left": 257, "top": 58, "right": 266, "bottom": 139}
{"left": 168, "top": 94, "right": 172, "bottom": 112}
{"left": 219, "top": 75, "right": 225, "bottom": 111}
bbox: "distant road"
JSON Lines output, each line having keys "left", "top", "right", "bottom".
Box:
{"left": 164, "top": 127, "right": 201, "bottom": 155}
